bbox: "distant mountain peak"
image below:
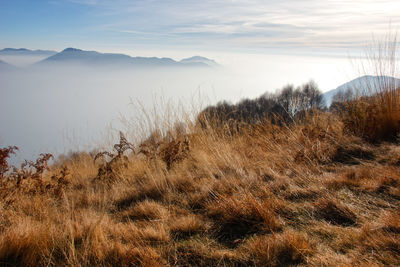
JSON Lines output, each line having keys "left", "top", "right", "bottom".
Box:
{"left": 185, "top": 56, "right": 210, "bottom": 60}
{"left": 180, "top": 56, "right": 219, "bottom": 67}
{"left": 322, "top": 75, "right": 400, "bottom": 107}
{"left": 62, "top": 47, "right": 83, "bottom": 52}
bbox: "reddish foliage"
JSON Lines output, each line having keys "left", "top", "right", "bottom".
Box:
{"left": 0, "top": 146, "right": 18, "bottom": 184}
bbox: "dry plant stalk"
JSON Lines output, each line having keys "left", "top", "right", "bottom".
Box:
{"left": 94, "top": 131, "right": 135, "bottom": 180}
{"left": 0, "top": 146, "right": 18, "bottom": 185}
{"left": 339, "top": 32, "right": 400, "bottom": 142}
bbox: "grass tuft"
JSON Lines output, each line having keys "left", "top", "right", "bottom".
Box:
{"left": 243, "top": 231, "right": 313, "bottom": 266}
{"left": 207, "top": 194, "right": 280, "bottom": 246}
{"left": 315, "top": 198, "right": 357, "bottom": 226}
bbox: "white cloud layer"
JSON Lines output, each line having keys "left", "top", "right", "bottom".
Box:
{"left": 67, "top": 0, "right": 400, "bottom": 53}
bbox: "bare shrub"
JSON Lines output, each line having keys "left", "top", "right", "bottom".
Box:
{"left": 197, "top": 80, "right": 324, "bottom": 133}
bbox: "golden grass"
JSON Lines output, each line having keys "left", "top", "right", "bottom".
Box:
{"left": 242, "top": 231, "right": 314, "bottom": 266}
{"left": 0, "top": 110, "right": 400, "bottom": 266}
{"left": 2, "top": 94, "right": 400, "bottom": 265}
{"left": 339, "top": 34, "right": 400, "bottom": 143}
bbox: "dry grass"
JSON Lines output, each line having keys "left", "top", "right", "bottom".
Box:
{"left": 3, "top": 43, "right": 400, "bottom": 266}
{"left": 339, "top": 92, "right": 400, "bottom": 143}
{"left": 206, "top": 193, "right": 281, "bottom": 246}
{"left": 339, "top": 34, "right": 400, "bottom": 143}
{"left": 1, "top": 108, "right": 400, "bottom": 266}
{"left": 314, "top": 198, "right": 357, "bottom": 227}
{"left": 169, "top": 214, "right": 208, "bottom": 240}
{"left": 242, "top": 231, "right": 314, "bottom": 266}
{"left": 121, "top": 200, "right": 169, "bottom": 221}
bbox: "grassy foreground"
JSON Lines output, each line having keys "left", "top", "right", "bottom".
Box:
{"left": 1, "top": 93, "right": 400, "bottom": 266}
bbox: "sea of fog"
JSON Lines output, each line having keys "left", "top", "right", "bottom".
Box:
{"left": 0, "top": 54, "right": 355, "bottom": 163}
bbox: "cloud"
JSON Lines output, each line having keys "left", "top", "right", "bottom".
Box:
{"left": 66, "top": 0, "right": 400, "bottom": 52}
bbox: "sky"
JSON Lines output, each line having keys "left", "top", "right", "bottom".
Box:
{"left": 1, "top": 0, "right": 400, "bottom": 56}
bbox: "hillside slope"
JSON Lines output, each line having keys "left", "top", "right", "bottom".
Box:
{"left": 1, "top": 104, "right": 400, "bottom": 266}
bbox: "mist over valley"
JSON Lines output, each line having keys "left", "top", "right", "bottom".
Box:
{"left": 0, "top": 47, "right": 370, "bottom": 162}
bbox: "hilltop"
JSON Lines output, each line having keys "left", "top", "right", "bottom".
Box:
{"left": 1, "top": 78, "right": 400, "bottom": 266}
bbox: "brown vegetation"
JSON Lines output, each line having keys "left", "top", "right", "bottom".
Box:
{"left": 2, "top": 66, "right": 400, "bottom": 266}
{"left": 1, "top": 97, "right": 400, "bottom": 266}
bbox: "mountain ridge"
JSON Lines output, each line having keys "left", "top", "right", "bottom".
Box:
{"left": 322, "top": 75, "right": 400, "bottom": 106}
{"left": 36, "top": 48, "right": 217, "bottom": 69}
{"left": 180, "top": 56, "right": 220, "bottom": 67}
{"left": 0, "top": 48, "right": 57, "bottom": 56}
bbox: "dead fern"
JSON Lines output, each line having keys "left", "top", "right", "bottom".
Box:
{"left": 0, "top": 152, "right": 54, "bottom": 197}
{"left": 23, "top": 153, "right": 53, "bottom": 180}
{"left": 159, "top": 136, "right": 190, "bottom": 169}
{"left": 138, "top": 130, "right": 163, "bottom": 160}
{"left": 94, "top": 131, "right": 135, "bottom": 180}
{"left": 48, "top": 165, "right": 70, "bottom": 197}
{"left": 138, "top": 133, "right": 191, "bottom": 170}
{"left": 10, "top": 153, "right": 54, "bottom": 187}
{"left": 27, "top": 153, "right": 54, "bottom": 179}
{"left": 0, "top": 146, "right": 18, "bottom": 186}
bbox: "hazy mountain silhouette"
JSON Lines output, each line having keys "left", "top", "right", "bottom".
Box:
{"left": 323, "top": 75, "right": 400, "bottom": 106}
{"left": 180, "top": 56, "right": 219, "bottom": 67}
{"left": 0, "top": 48, "right": 57, "bottom": 57}
{"left": 36, "top": 48, "right": 217, "bottom": 69}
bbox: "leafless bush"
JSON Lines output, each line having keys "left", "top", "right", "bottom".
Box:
{"left": 197, "top": 80, "right": 324, "bottom": 132}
